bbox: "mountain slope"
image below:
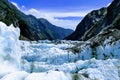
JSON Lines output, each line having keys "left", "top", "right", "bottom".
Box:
{"left": 38, "top": 18, "right": 73, "bottom": 39}
{"left": 66, "top": 0, "right": 120, "bottom": 41}
{"left": 81, "top": 0, "right": 120, "bottom": 41}
{"left": 0, "top": 0, "right": 73, "bottom": 40}
{"left": 65, "top": 8, "right": 107, "bottom": 40}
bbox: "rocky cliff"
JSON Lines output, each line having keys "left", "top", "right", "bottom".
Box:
{"left": 65, "top": 8, "right": 107, "bottom": 40}
{"left": 65, "top": 0, "right": 120, "bottom": 41}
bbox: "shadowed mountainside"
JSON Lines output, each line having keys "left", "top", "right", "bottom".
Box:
{"left": 65, "top": 0, "right": 120, "bottom": 41}
{"left": 0, "top": 0, "right": 73, "bottom": 40}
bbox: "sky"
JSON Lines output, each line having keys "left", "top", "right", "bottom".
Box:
{"left": 9, "top": 0, "right": 113, "bottom": 30}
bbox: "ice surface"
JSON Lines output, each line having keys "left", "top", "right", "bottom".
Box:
{"left": 1, "top": 71, "right": 29, "bottom": 80}
{"left": 1, "top": 59, "right": 120, "bottom": 80}
{"left": 0, "top": 22, "right": 20, "bottom": 78}
{"left": 25, "top": 71, "right": 72, "bottom": 80}
{"left": 0, "top": 21, "right": 120, "bottom": 80}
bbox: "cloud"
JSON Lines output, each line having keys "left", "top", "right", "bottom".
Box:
{"left": 11, "top": 2, "right": 20, "bottom": 10}
{"left": 9, "top": 2, "right": 89, "bottom": 30}
{"left": 21, "top": 5, "right": 26, "bottom": 10}
{"left": 23, "top": 8, "right": 90, "bottom": 30}
{"left": 11, "top": 2, "right": 26, "bottom": 11}
{"left": 25, "top": 8, "right": 88, "bottom": 18}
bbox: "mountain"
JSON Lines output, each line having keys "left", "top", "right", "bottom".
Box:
{"left": 65, "top": 0, "right": 120, "bottom": 41}
{"left": 38, "top": 18, "right": 73, "bottom": 40}
{"left": 27, "top": 15, "right": 73, "bottom": 40}
{"left": 0, "top": 0, "right": 73, "bottom": 40}
{"left": 65, "top": 8, "right": 107, "bottom": 40}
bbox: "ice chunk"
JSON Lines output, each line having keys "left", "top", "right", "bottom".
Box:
{"left": 0, "top": 22, "right": 21, "bottom": 77}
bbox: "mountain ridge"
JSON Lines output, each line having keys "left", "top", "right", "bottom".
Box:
{"left": 65, "top": 0, "right": 120, "bottom": 41}
{"left": 65, "top": 7, "right": 107, "bottom": 40}
{"left": 0, "top": 0, "right": 73, "bottom": 40}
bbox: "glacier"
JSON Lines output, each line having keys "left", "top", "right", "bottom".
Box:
{"left": 0, "top": 22, "right": 20, "bottom": 78}
{"left": 0, "top": 21, "right": 120, "bottom": 80}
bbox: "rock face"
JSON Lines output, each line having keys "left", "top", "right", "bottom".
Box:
{"left": 65, "top": 8, "right": 107, "bottom": 40}
{"left": 0, "top": 0, "right": 73, "bottom": 40}
{"left": 65, "top": 0, "right": 120, "bottom": 41}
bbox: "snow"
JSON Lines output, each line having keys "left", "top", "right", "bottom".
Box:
{"left": 0, "top": 21, "right": 120, "bottom": 80}
{"left": 1, "top": 71, "right": 29, "bottom": 80}
{"left": 25, "top": 71, "right": 72, "bottom": 80}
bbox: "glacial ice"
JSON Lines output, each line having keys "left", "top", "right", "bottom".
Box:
{"left": 0, "top": 21, "right": 120, "bottom": 80}
{"left": 0, "top": 22, "right": 20, "bottom": 78}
